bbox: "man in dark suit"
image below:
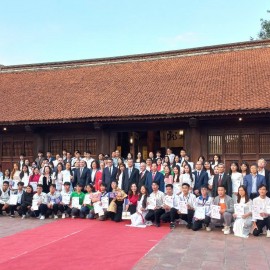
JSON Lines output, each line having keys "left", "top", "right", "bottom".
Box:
{"left": 244, "top": 163, "right": 266, "bottom": 199}
{"left": 138, "top": 162, "right": 150, "bottom": 190}
{"left": 193, "top": 161, "right": 209, "bottom": 196}
{"left": 258, "top": 158, "right": 270, "bottom": 197}
{"left": 212, "top": 163, "right": 232, "bottom": 197}
{"left": 73, "top": 160, "right": 91, "bottom": 189}
{"left": 35, "top": 151, "right": 44, "bottom": 169}
{"left": 102, "top": 158, "right": 117, "bottom": 192}
{"left": 145, "top": 163, "right": 164, "bottom": 193}
{"left": 46, "top": 151, "right": 55, "bottom": 163}
{"left": 122, "top": 159, "right": 139, "bottom": 193}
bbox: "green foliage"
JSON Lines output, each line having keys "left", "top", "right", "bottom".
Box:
{"left": 251, "top": 10, "right": 270, "bottom": 40}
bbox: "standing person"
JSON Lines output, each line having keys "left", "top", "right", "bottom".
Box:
{"left": 122, "top": 159, "right": 139, "bottom": 194}
{"left": 240, "top": 161, "right": 250, "bottom": 178}
{"left": 19, "top": 165, "right": 30, "bottom": 187}
{"left": 172, "top": 165, "right": 181, "bottom": 195}
{"left": 0, "top": 181, "right": 10, "bottom": 215}
{"left": 39, "top": 166, "right": 53, "bottom": 194}
{"left": 243, "top": 164, "right": 266, "bottom": 199}
{"left": 179, "top": 149, "right": 187, "bottom": 165}
{"left": 193, "top": 161, "right": 209, "bottom": 197}
{"left": 116, "top": 163, "right": 126, "bottom": 190}
{"left": 83, "top": 150, "right": 95, "bottom": 169}
{"left": 210, "top": 186, "right": 234, "bottom": 235}
{"left": 62, "top": 162, "right": 74, "bottom": 188}
{"left": 126, "top": 183, "right": 139, "bottom": 215}
{"left": 73, "top": 160, "right": 91, "bottom": 189}
{"left": 70, "top": 184, "right": 85, "bottom": 219}
{"left": 21, "top": 185, "right": 34, "bottom": 219}
{"left": 203, "top": 161, "right": 215, "bottom": 191}
{"left": 180, "top": 164, "right": 195, "bottom": 192}
{"left": 145, "top": 163, "right": 165, "bottom": 193}
{"left": 46, "top": 184, "right": 61, "bottom": 219}
{"left": 252, "top": 184, "right": 270, "bottom": 237}
{"left": 145, "top": 181, "right": 165, "bottom": 227}
{"left": 257, "top": 158, "right": 270, "bottom": 196}
{"left": 52, "top": 163, "right": 64, "bottom": 192}
{"left": 211, "top": 163, "right": 232, "bottom": 197}
{"left": 184, "top": 154, "right": 194, "bottom": 171}
{"left": 164, "top": 166, "right": 173, "bottom": 188}
{"left": 64, "top": 152, "right": 72, "bottom": 165}
{"left": 29, "top": 167, "right": 40, "bottom": 184}
{"left": 30, "top": 184, "right": 47, "bottom": 220}
{"left": 102, "top": 158, "right": 118, "bottom": 192}
{"left": 135, "top": 152, "right": 145, "bottom": 164}
{"left": 145, "top": 158, "right": 152, "bottom": 171}
{"left": 172, "top": 156, "right": 181, "bottom": 168}
{"left": 166, "top": 148, "right": 175, "bottom": 165}
{"left": 10, "top": 163, "right": 21, "bottom": 193}
{"left": 9, "top": 181, "right": 25, "bottom": 217}
{"left": 233, "top": 185, "right": 252, "bottom": 238}
{"left": 46, "top": 151, "right": 55, "bottom": 163}
{"left": 229, "top": 162, "right": 243, "bottom": 203}
{"left": 35, "top": 151, "right": 44, "bottom": 169}
{"left": 211, "top": 155, "right": 221, "bottom": 169}
{"left": 138, "top": 162, "right": 149, "bottom": 190}
{"left": 18, "top": 153, "right": 25, "bottom": 171}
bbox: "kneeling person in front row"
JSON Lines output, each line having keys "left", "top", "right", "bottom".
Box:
{"left": 46, "top": 184, "right": 61, "bottom": 219}
{"left": 30, "top": 184, "right": 48, "bottom": 220}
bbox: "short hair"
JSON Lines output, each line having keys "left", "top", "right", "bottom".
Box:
{"left": 18, "top": 181, "right": 24, "bottom": 187}
{"left": 182, "top": 183, "right": 190, "bottom": 188}
{"left": 250, "top": 163, "right": 258, "bottom": 168}
{"left": 86, "top": 150, "right": 91, "bottom": 154}
{"left": 201, "top": 185, "right": 208, "bottom": 190}
{"left": 37, "top": 184, "right": 43, "bottom": 188}
{"left": 63, "top": 182, "right": 71, "bottom": 186}
{"left": 3, "top": 181, "right": 9, "bottom": 185}
{"left": 152, "top": 181, "right": 159, "bottom": 186}
{"left": 76, "top": 183, "right": 83, "bottom": 188}
{"left": 218, "top": 163, "right": 225, "bottom": 167}
{"left": 258, "top": 184, "right": 267, "bottom": 190}
{"left": 50, "top": 184, "right": 56, "bottom": 189}
{"left": 217, "top": 185, "right": 226, "bottom": 190}
{"left": 100, "top": 182, "right": 107, "bottom": 188}
{"left": 166, "top": 184, "right": 173, "bottom": 189}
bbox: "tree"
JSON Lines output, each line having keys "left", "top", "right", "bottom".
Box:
{"left": 251, "top": 10, "right": 270, "bottom": 40}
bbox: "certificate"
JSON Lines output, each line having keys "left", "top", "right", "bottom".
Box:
{"left": 72, "top": 197, "right": 81, "bottom": 209}
{"left": 22, "top": 177, "right": 29, "bottom": 187}
{"left": 83, "top": 194, "right": 91, "bottom": 205}
{"left": 12, "top": 180, "right": 18, "bottom": 190}
{"left": 9, "top": 194, "right": 18, "bottom": 205}
{"left": 211, "top": 205, "right": 221, "bottom": 219}
{"left": 30, "top": 182, "right": 37, "bottom": 192}
{"left": 252, "top": 205, "right": 264, "bottom": 220}
{"left": 93, "top": 202, "right": 103, "bottom": 214}
{"left": 194, "top": 206, "right": 206, "bottom": 220}
{"left": 62, "top": 193, "right": 71, "bottom": 205}
{"left": 234, "top": 204, "right": 245, "bottom": 217}
{"left": 101, "top": 197, "right": 109, "bottom": 209}
{"left": 147, "top": 197, "right": 156, "bottom": 210}
{"left": 56, "top": 181, "right": 62, "bottom": 191}
{"left": 164, "top": 195, "right": 174, "bottom": 208}
{"left": 178, "top": 201, "right": 188, "bottom": 214}
{"left": 173, "top": 184, "right": 181, "bottom": 195}
{"left": 62, "top": 171, "right": 71, "bottom": 183}
{"left": 32, "top": 199, "right": 39, "bottom": 211}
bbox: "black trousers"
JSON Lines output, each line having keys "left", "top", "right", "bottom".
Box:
{"left": 30, "top": 204, "right": 47, "bottom": 217}
{"left": 21, "top": 204, "right": 31, "bottom": 215}
{"left": 46, "top": 204, "right": 59, "bottom": 216}
{"left": 58, "top": 204, "right": 71, "bottom": 215}
{"left": 128, "top": 204, "right": 137, "bottom": 215}
{"left": 192, "top": 216, "right": 211, "bottom": 231}
{"left": 106, "top": 201, "right": 124, "bottom": 222}
{"left": 253, "top": 217, "right": 270, "bottom": 236}
{"left": 145, "top": 209, "right": 165, "bottom": 225}
{"left": 10, "top": 203, "right": 21, "bottom": 215}
{"left": 0, "top": 203, "right": 10, "bottom": 214}
{"left": 179, "top": 209, "right": 195, "bottom": 225}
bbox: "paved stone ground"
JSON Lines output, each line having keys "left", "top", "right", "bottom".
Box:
{"left": 133, "top": 224, "right": 270, "bottom": 270}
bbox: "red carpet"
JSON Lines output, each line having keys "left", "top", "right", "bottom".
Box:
{"left": 0, "top": 219, "right": 169, "bottom": 269}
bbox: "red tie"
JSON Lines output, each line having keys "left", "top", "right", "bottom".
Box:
{"left": 218, "top": 174, "right": 222, "bottom": 186}
{"left": 152, "top": 173, "right": 155, "bottom": 181}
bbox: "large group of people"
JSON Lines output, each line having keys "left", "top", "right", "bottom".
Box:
{"left": 0, "top": 148, "right": 270, "bottom": 238}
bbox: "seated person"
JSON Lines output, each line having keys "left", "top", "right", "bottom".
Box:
{"left": 97, "top": 183, "right": 109, "bottom": 221}
{"left": 59, "top": 182, "right": 72, "bottom": 219}
{"left": 30, "top": 184, "right": 48, "bottom": 220}
{"left": 80, "top": 184, "right": 95, "bottom": 219}
{"left": 130, "top": 185, "right": 149, "bottom": 227}
{"left": 210, "top": 185, "right": 234, "bottom": 235}
{"left": 233, "top": 185, "right": 252, "bottom": 238}
{"left": 177, "top": 183, "right": 196, "bottom": 229}
{"left": 192, "top": 186, "right": 213, "bottom": 231}
{"left": 10, "top": 181, "right": 25, "bottom": 217}
{"left": 145, "top": 181, "right": 165, "bottom": 227}
{"left": 126, "top": 183, "right": 139, "bottom": 215}
{"left": 0, "top": 181, "right": 10, "bottom": 215}
{"left": 252, "top": 184, "right": 270, "bottom": 237}
{"left": 70, "top": 183, "right": 85, "bottom": 219}
{"left": 160, "top": 184, "right": 179, "bottom": 229}
{"left": 106, "top": 180, "right": 127, "bottom": 222}
{"left": 21, "top": 185, "right": 34, "bottom": 219}
{"left": 46, "top": 184, "right": 61, "bottom": 219}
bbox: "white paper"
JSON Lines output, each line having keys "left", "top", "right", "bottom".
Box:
{"left": 12, "top": 180, "right": 18, "bottom": 190}
{"left": 211, "top": 205, "right": 221, "bottom": 219}
{"left": 173, "top": 184, "right": 181, "bottom": 195}
{"left": 234, "top": 204, "right": 245, "bottom": 217}
{"left": 62, "top": 171, "right": 71, "bottom": 183}
{"left": 83, "top": 195, "right": 91, "bottom": 205}
{"left": 72, "top": 197, "right": 81, "bottom": 209}
{"left": 164, "top": 195, "right": 174, "bottom": 208}
{"left": 178, "top": 201, "right": 188, "bottom": 214}
{"left": 194, "top": 206, "right": 206, "bottom": 220}
{"left": 101, "top": 197, "right": 109, "bottom": 209}
{"left": 22, "top": 176, "right": 29, "bottom": 187}
{"left": 9, "top": 194, "right": 18, "bottom": 205}
{"left": 252, "top": 205, "right": 264, "bottom": 220}
{"left": 93, "top": 202, "right": 103, "bottom": 214}
{"left": 30, "top": 182, "right": 37, "bottom": 192}
{"left": 62, "top": 193, "right": 71, "bottom": 205}
{"left": 32, "top": 199, "right": 39, "bottom": 211}
{"left": 56, "top": 182, "right": 62, "bottom": 191}
{"left": 147, "top": 197, "right": 156, "bottom": 210}
{"left": 122, "top": 211, "right": 131, "bottom": 220}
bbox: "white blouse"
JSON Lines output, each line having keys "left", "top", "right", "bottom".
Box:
{"left": 231, "top": 172, "right": 243, "bottom": 193}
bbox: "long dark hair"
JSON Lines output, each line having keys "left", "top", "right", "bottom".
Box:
{"left": 229, "top": 161, "right": 241, "bottom": 175}
{"left": 138, "top": 185, "right": 149, "bottom": 209}
{"left": 20, "top": 164, "right": 29, "bottom": 179}
{"left": 183, "top": 164, "right": 193, "bottom": 182}
{"left": 164, "top": 155, "right": 171, "bottom": 167}
{"left": 173, "top": 165, "right": 181, "bottom": 182}
{"left": 203, "top": 161, "right": 214, "bottom": 176}
{"left": 211, "top": 154, "right": 221, "bottom": 164}
{"left": 237, "top": 185, "right": 249, "bottom": 204}
{"left": 55, "top": 163, "right": 64, "bottom": 179}
{"left": 164, "top": 165, "right": 171, "bottom": 178}
{"left": 128, "top": 183, "right": 138, "bottom": 197}
{"left": 240, "top": 161, "right": 250, "bottom": 175}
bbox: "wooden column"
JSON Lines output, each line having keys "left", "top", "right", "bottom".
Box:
{"left": 188, "top": 118, "right": 201, "bottom": 162}
{"left": 147, "top": 131, "right": 155, "bottom": 153}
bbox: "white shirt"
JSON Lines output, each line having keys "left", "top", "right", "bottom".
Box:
{"left": 118, "top": 172, "right": 123, "bottom": 189}
{"left": 83, "top": 158, "right": 95, "bottom": 169}
{"left": 149, "top": 190, "right": 165, "bottom": 208}
{"left": 231, "top": 172, "right": 243, "bottom": 193}
{"left": 178, "top": 192, "right": 196, "bottom": 209}
{"left": 180, "top": 173, "right": 195, "bottom": 188}
{"left": 252, "top": 196, "right": 270, "bottom": 221}
{"left": 33, "top": 192, "right": 47, "bottom": 204}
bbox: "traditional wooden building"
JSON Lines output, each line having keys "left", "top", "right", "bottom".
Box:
{"left": 0, "top": 39, "right": 270, "bottom": 170}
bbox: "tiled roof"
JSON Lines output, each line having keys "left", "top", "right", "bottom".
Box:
{"left": 1, "top": 40, "right": 270, "bottom": 124}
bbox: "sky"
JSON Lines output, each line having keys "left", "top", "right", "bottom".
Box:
{"left": 0, "top": 0, "right": 269, "bottom": 65}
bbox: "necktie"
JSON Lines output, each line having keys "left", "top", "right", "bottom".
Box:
{"left": 80, "top": 168, "right": 83, "bottom": 177}
{"left": 140, "top": 172, "right": 144, "bottom": 179}
{"left": 109, "top": 167, "right": 112, "bottom": 175}
{"left": 152, "top": 172, "right": 155, "bottom": 181}
{"left": 129, "top": 169, "right": 132, "bottom": 178}
{"left": 218, "top": 174, "right": 222, "bottom": 186}
{"left": 197, "top": 171, "right": 200, "bottom": 178}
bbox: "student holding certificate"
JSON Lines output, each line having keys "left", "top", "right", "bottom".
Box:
{"left": 211, "top": 186, "right": 234, "bottom": 235}
{"left": 252, "top": 184, "right": 270, "bottom": 237}
{"left": 80, "top": 184, "right": 95, "bottom": 219}
{"left": 145, "top": 181, "right": 165, "bottom": 227}
{"left": 30, "top": 184, "right": 48, "bottom": 220}
{"left": 70, "top": 183, "right": 85, "bottom": 219}
{"left": 232, "top": 185, "right": 252, "bottom": 238}
{"left": 9, "top": 181, "right": 25, "bottom": 217}
{"left": 0, "top": 181, "right": 11, "bottom": 215}
{"left": 98, "top": 183, "right": 109, "bottom": 221}
{"left": 46, "top": 184, "right": 62, "bottom": 219}
{"left": 59, "top": 182, "right": 72, "bottom": 218}
{"left": 178, "top": 183, "right": 196, "bottom": 229}
{"left": 21, "top": 185, "right": 34, "bottom": 219}
{"left": 192, "top": 186, "right": 213, "bottom": 231}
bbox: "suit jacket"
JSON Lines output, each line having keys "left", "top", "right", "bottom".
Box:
{"left": 138, "top": 170, "right": 150, "bottom": 190}
{"left": 73, "top": 167, "right": 91, "bottom": 188}
{"left": 145, "top": 171, "right": 165, "bottom": 193}
{"left": 243, "top": 174, "right": 266, "bottom": 197}
{"left": 122, "top": 167, "right": 140, "bottom": 193}
{"left": 102, "top": 166, "right": 118, "bottom": 192}
{"left": 212, "top": 195, "right": 234, "bottom": 213}
{"left": 212, "top": 173, "right": 232, "bottom": 197}
{"left": 35, "top": 157, "right": 44, "bottom": 169}
{"left": 193, "top": 170, "right": 209, "bottom": 192}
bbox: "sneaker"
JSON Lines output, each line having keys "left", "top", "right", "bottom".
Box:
{"left": 155, "top": 223, "right": 160, "bottom": 227}
{"left": 40, "top": 215, "right": 45, "bottom": 220}
{"left": 36, "top": 214, "right": 41, "bottom": 219}
{"left": 266, "top": 230, "right": 270, "bottom": 238}
{"left": 72, "top": 216, "right": 75, "bottom": 219}
{"left": 145, "top": 221, "right": 153, "bottom": 226}
{"left": 223, "top": 226, "right": 230, "bottom": 235}
{"left": 170, "top": 222, "right": 176, "bottom": 229}
{"left": 54, "top": 215, "right": 58, "bottom": 219}
{"left": 10, "top": 215, "right": 15, "bottom": 218}
{"left": 62, "top": 213, "right": 66, "bottom": 219}
{"left": 206, "top": 226, "right": 211, "bottom": 232}
{"left": 21, "top": 215, "right": 26, "bottom": 220}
